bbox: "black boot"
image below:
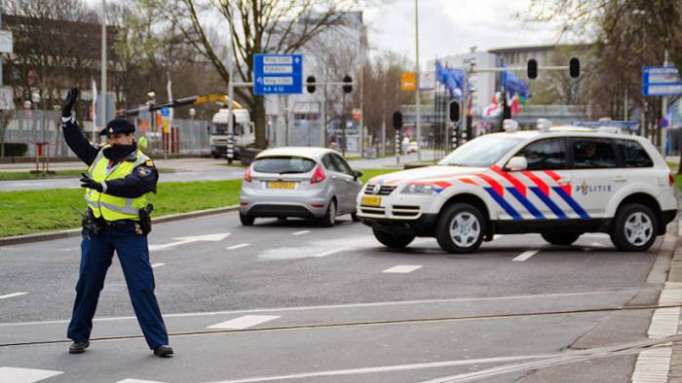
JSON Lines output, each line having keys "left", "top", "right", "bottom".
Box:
{"left": 153, "top": 345, "right": 174, "bottom": 358}
{"left": 69, "top": 341, "right": 89, "bottom": 354}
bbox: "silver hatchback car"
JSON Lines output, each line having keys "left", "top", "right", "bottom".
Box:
{"left": 239, "top": 147, "right": 363, "bottom": 226}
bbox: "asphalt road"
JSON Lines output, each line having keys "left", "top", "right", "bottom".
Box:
{"left": 0, "top": 211, "right": 673, "bottom": 382}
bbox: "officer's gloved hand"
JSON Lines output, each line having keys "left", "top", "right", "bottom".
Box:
{"left": 80, "top": 173, "right": 104, "bottom": 192}
{"left": 62, "top": 88, "right": 79, "bottom": 118}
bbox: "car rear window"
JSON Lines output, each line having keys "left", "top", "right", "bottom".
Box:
{"left": 253, "top": 156, "right": 316, "bottom": 174}
{"left": 618, "top": 140, "right": 653, "bottom": 168}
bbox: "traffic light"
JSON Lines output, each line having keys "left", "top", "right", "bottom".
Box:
{"left": 392, "top": 111, "right": 403, "bottom": 130}
{"left": 342, "top": 75, "right": 353, "bottom": 93}
{"left": 569, "top": 57, "right": 580, "bottom": 78}
{"left": 306, "top": 75, "right": 316, "bottom": 93}
{"left": 527, "top": 59, "right": 538, "bottom": 79}
{"left": 448, "top": 101, "right": 460, "bottom": 122}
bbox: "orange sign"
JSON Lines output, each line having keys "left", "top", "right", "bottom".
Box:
{"left": 400, "top": 72, "right": 417, "bottom": 92}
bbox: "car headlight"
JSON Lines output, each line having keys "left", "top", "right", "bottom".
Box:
{"left": 402, "top": 183, "right": 442, "bottom": 195}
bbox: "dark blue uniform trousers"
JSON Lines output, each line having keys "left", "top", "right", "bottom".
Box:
{"left": 67, "top": 222, "right": 169, "bottom": 349}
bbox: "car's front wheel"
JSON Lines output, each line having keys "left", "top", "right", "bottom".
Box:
{"left": 541, "top": 232, "right": 581, "bottom": 246}
{"left": 610, "top": 203, "right": 658, "bottom": 252}
{"left": 239, "top": 213, "right": 255, "bottom": 226}
{"left": 372, "top": 227, "right": 415, "bottom": 249}
{"left": 436, "top": 203, "right": 486, "bottom": 253}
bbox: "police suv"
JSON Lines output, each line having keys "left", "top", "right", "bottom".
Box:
{"left": 357, "top": 123, "right": 678, "bottom": 253}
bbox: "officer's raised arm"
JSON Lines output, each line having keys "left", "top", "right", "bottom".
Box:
{"left": 61, "top": 88, "right": 99, "bottom": 165}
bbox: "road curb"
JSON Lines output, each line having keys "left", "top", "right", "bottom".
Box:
{"left": 0, "top": 205, "right": 240, "bottom": 246}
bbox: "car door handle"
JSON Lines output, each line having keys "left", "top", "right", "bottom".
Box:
{"left": 558, "top": 177, "right": 571, "bottom": 183}
{"left": 614, "top": 176, "right": 627, "bottom": 183}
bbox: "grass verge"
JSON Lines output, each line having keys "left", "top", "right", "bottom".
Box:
{"left": 0, "top": 168, "right": 399, "bottom": 237}
{"left": 0, "top": 168, "right": 174, "bottom": 181}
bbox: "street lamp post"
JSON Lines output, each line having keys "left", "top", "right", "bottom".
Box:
{"left": 100, "top": 0, "right": 107, "bottom": 140}
{"left": 414, "top": 0, "right": 421, "bottom": 162}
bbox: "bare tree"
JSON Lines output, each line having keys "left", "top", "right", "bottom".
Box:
{"left": 162, "top": 0, "right": 361, "bottom": 149}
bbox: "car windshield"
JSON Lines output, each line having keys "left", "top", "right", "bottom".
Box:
{"left": 438, "top": 134, "right": 526, "bottom": 167}
{"left": 253, "top": 156, "right": 317, "bottom": 174}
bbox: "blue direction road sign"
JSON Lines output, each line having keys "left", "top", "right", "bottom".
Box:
{"left": 642, "top": 66, "right": 682, "bottom": 96}
{"left": 253, "top": 54, "right": 303, "bottom": 95}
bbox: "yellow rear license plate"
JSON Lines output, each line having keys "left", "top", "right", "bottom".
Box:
{"left": 361, "top": 196, "right": 382, "bottom": 207}
{"left": 267, "top": 181, "right": 296, "bottom": 189}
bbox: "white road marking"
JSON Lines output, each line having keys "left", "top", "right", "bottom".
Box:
{"left": 630, "top": 281, "right": 682, "bottom": 383}
{"left": 581, "top": 233, "right": 609, "bottom": 239}
{"left": 382, "top": 265, "right": 422, "bottom": 274}
{"left": 292, "top": 230, "right": 310, "bottom": 236}
{"left": 493, "top": 235, "right": 504, "bottom": 240}
{"left": 208, "top": 315, "right": 280, "bottom": 330}
{"left": 0, "top": 289, "right": 644, "bottom": 327}
{"left": 512, "top": 250, "right": 539, "bottom": 262}
{"left": 227, "top": 243, "right": 251, "bottom": 250}
{"left": 0, "top": 367, "right": 63, "bottom": 382}
{"left": 149, "top": 232, "right": 230, "bottom": 251}
{"left": 116, "top": 379, "right": 166, "bottom": 383}
{"left": 208, "top": 353, "right": 562, "bottom": 383}
{"left": 0, "top": 292, "right": 28, "bottom": 300}
{"left": 151, "top": 263, "right": 165, "bottom": 269}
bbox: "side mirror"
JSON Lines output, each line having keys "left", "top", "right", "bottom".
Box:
{"left": 506, "top": 156, "right": 527, "bottom": 172}
{"left": 352, "top": 170, "right": 363, "bottom": 180}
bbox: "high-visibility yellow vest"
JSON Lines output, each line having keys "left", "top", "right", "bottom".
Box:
{"left": 84, "top": 147, "right": 152, "bottom": 221}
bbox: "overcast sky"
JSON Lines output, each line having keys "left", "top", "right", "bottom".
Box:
{"left": 364, "top": 0, "right": 563, "bottom": 64}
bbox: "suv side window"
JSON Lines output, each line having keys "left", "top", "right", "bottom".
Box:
{"left": 331, "top": 154, "right": 354, "bottom": 176}
{"left": 518, "top": 138, "right": 567, "bottom": 170}
{"left": 617, "top": 140, "right": 653, "bottom": 168}
{"left": 572, "top": 139, "right": 618, "bottom": 169}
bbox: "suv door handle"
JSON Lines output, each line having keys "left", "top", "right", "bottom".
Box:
{"left": 558, "top": 177, "right": 571, "bottom": 183}
{"left": 614, "top": 176, "right": 627, "bottom": 183}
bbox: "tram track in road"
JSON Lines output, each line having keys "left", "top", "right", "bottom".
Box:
{"left": 1, "top": 301, "right": 679, "bottom": 349}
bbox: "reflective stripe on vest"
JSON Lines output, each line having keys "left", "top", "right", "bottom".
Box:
{"left": 84, "top": 147, "right": 151, "bottom": 221}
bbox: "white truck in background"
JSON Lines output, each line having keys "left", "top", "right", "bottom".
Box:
{"left": 209, "top": 108, "right": 255, "bottom": 160}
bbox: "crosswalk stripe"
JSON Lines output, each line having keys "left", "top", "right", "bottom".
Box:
{"left": 292, "top": 230, "right": 310, "bottom": 236}
{"left": 383, "top": 265, "right": 422, "bottom": 274}
{"left": 0, "top": 367, "right": 63, "bottom": 382}
{"left": 227, "top": 243, "right": 250, "bottom": 250}
{"left": 0, "top": 292, "right": 28, "bottom": 300}
{"left": 513, "top": 250, "right": 539, "bottom": 262}
{"left": 208, "top": 315, "right": 280, "bottom": 330}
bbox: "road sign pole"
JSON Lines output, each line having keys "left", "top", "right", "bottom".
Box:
{"left": 661, "top": 50, "right": 669, "bottom": 156}
{"left": 395, "top": 131, "right": 400, "bottom": 165}
{"left": 227, "top": 42, "right": 235, "bottom": 161}
{"left": 321, "top": 66, "right": 327, "bottom": 148}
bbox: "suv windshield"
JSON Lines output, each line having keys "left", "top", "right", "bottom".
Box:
{"left": 438, "top": 134, "right": 525, "bottom": 167}
{"left": 253, "top": 156, "right": 317, "bottom": 174}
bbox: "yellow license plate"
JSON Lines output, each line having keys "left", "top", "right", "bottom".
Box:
{"left": 267, "top": 181, "right": 296, "bottom": 189}
{"left": 361, "top": 195, "right": 382, "bottom": 207}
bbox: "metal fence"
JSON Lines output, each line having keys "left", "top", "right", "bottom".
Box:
{"left": 2, "top": 111, "right": 212, "bottom": 158}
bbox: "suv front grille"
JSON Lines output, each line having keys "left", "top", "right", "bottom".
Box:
{"left": 364, "top": 184, "right": 397, "bottom": 196}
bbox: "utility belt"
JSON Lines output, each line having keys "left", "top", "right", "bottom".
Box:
{"left": 83, "top": 204, "right": 153, "bottom": 236}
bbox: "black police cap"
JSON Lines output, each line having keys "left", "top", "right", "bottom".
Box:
{"left": 99, "top": 119, "right": 135, "bottom": 136}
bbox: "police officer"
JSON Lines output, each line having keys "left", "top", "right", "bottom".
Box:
{"left": 61, "top": 88, "right": 173, "bottom": 358}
